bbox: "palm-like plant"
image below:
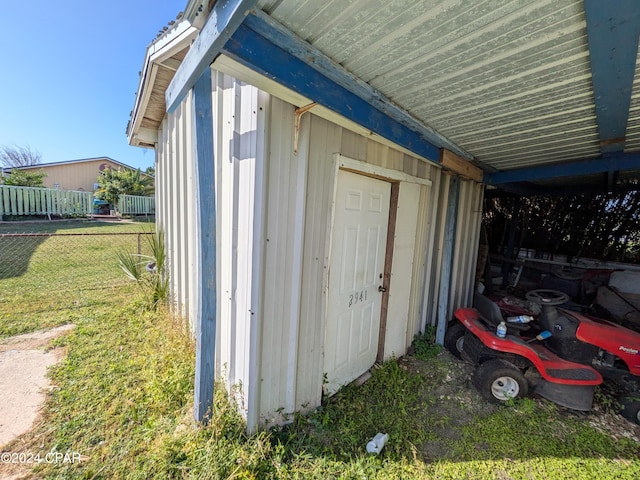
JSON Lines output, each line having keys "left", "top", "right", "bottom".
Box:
{"left": 116, "top": 229, "right": 168, "bottom": 309}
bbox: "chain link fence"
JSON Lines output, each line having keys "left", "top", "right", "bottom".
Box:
{"left": 0, "top": 232, "right": 153, "bottom": 287}
{"left": 0, "top": 231, "right": 154, "bottom": 336}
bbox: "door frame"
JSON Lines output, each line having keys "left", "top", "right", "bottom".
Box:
{"left": 323, "top": 154, "right": 432, "bottom": 375}
{"left": 376, "top": 181, "right": 399, "bottom": 361}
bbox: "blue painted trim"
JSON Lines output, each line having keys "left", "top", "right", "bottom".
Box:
{"left": 584, "top": 0, "right": 640, "bottom": 153}
{"left": 193, "top": 68, "right": 217, "bottom": 423}
{"left": 223, "top": 22, "right": 442, "bottom": 162}
{"left": 486, "top": 153, "right": 640, "bottom": 185}
{"left": 436, "top": 176, "right": 460, "bottom": 346}
{"left": 166, "top": 0, "right": 257, "bottom": 112}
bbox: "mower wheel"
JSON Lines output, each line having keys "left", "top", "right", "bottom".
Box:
{"left": 444, "top": 322, "right": 466, "bottom": 359}
{"left": 474, "top": 359, "right": 528, "bottom": 404}
{"left": 620, "top": 395, "right": 640, "bottom": 425}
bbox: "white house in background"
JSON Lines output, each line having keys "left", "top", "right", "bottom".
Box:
{"left": 128, "top": 1, "right": 484, "bottom": 432}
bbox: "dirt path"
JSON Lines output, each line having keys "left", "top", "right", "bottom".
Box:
{"left": 0, "top": 325, "right": 75, "bottom": 448}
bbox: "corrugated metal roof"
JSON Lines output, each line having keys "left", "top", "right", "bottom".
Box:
{"left": 250, "top": 0, "right": 640, "bottom": 191}
{"left": 128, "top": 0, "right": 640, "bottom": 192}
{"left": 257, "top": 0, "right": 601, "bottom": 172}
{"left": 625, "top": 46, "right": 640, "bottom": 152}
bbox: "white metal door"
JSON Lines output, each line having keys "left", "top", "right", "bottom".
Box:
{"left": 324, "top": 170, "right": 391, "bottom": 395}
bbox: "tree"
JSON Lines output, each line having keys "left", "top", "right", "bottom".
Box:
{"left": 3, "top": 169, "right": 47, "bottom": 187}
{"left": 484, "top": 189, "right": 640, "bottom": 263}
{"left": 95, "top": 168, "right": 154, "bottom": 206}
{"left": 0, "top": 145, "right": 42, "bottom": 168}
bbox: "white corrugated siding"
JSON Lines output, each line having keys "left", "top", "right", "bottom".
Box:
{"left": 258, "top": 97, "right": 311, "bottom": 424}
{"left": 426, "top": 174, "right": 450, "bottom": 325}
{"left": 449, "top": 178, "right": 485, "bottom": 316}
{"left": 156, "top": 92, "right": 198, "bottom": 325}
{"left": 211, "top": 72, "right": 265, "bottom": 423}
{"left": 252, "top": 106, "right": 448, "bottom": 424}
{"left": 155, "top": 66, "right": 484, "bottom": 431}
{"left": 292, "top": 113, "right": 344, "bottom": 417}
{"left": 157, "top": 74, "right": 267, "bottom": 425}
{"left": 411, "top": 167, "right": 442, "bottom": 339}
{"left": 421, "top": 174, "right": 485, "bottom": 326}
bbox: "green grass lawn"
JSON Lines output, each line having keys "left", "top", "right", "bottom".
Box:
{"left": 2, "top": 217, "right": 639, "bottom": 479}
{"left": 0, "top": 219, "right": 153, "bottom": 336}
{"left": 22, "top": 304, "right": 639, "bottom": 479}
{"left": 0, "top": 217, "right": 154, "bottom": 234}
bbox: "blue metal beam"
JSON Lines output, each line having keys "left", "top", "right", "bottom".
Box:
{"left": 584, "top": 0, "right": 640, "bottom": 153}
{"left": 486, "top": 153, "right": 640, "bottom": 185}
{"left": 193, "top": 68, "right": 217, "bottom": 424}
{"left": 166, "top": 0, "right": 257, "bottom": 112}
{"left": 436, "top": 176, "right": 460, "bottom": 346}
{"left": 222, "top": 17, "right": 444, "bottom": 162}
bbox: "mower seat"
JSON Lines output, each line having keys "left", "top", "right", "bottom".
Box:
{"left": 474, "top": 293, "right": 503, "bottom": 325}
{"left": 474, "top": 293, "right": 530, "bottom": 333}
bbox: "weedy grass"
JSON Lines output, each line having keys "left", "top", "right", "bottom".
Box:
{"left": 438, "top": 398, "right": 640, "bottom": 480}
{"left": 411, "top": 325, "right": 443, "bottom": 360}
{"left": 116, "top": 229, "right": 168, "bottom": 309}
{"left": 25, "top": 301, "right": 640, "bottom": 479}
{"left": 271, "top": 359, "right": 434, "bottom": 460}
{"left": 4, "top": 219, "right": 639, "bottom": 478}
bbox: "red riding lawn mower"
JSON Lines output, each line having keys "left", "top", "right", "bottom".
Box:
{"left": 446, "top": 289, "right": 640, "bottom": 425}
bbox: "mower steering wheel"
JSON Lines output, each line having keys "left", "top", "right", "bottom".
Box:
{"left": 525, "top": 289, "right": 570, "bottom": 306}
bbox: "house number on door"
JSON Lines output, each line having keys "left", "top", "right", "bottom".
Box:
{"left": 348, "top": 290, "right": 367, "bottom": 307}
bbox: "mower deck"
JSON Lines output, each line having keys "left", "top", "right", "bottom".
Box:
{"left": 456, "top": 308, "right": 602, "bottom": 386}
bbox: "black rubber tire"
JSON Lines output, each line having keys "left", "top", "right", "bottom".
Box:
{"left": 620, "top": 394, "right": 640, "bottom": 425}
{"left": 444, "top": 322, "right": 467, "bottom": 359}
{"left": 473, "top": 359, "right": 529, "bottom": 404}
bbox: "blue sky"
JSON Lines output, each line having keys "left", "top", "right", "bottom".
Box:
{"left": 0, "top": 1, "right": 186, "bottom": 171}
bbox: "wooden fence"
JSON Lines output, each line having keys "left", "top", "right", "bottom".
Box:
{"left": 0, "top": 186, "right": 155, "bottom": 218}
{"left": 117, "top": 194, "right": 155, "bottom": 215}
{"left": 0, "top": 185, "right": 93, "bottom": 217}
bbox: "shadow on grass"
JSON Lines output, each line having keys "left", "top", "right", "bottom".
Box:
{"left": 0, "top": 235, "right": 48, "bottom": 279}
{"left": 0, "top": 219, "right": 151, "bottom": 280}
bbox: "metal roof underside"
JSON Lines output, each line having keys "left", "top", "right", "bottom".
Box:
{"left": 142, "top": 0, "right": 640, "bottom": 195}
{"left": 242, "top": 0, "right": 640, "bottom": 195}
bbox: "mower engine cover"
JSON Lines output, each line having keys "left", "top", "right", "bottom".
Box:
{"left": 573, "top": 312, "right": 640, "bottom": 376}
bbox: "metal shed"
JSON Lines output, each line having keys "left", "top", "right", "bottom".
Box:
{"left": 128, "top": 0, "right": 640, "bottom": 432}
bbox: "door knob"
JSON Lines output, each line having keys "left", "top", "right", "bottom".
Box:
{"left": 378, "top": 285, "right": 387, "bottom": 293}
